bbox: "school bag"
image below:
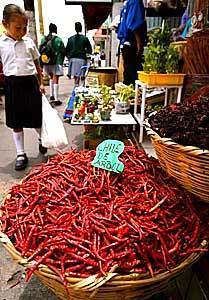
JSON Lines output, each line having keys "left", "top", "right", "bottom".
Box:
{"left": 39, "top": 34, "right": 57, "bottom": 65}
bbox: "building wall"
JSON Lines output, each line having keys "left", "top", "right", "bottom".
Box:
{"left": 111, "top": 2, "right": 123, "bottom": 68}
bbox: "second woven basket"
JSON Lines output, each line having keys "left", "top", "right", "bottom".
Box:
{"left": 145, "top": 123, "right": 209, "bottom": 203}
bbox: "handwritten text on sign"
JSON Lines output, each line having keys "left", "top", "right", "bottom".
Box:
{"left": 91, "top": 140, "right": 124, "bottom": 173}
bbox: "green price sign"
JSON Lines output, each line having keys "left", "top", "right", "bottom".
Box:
{"left": 91, "top": 140, "right": 124, "bottom": 173}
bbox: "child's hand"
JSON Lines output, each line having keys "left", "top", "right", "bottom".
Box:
{"left": 40, "top": 84, "right": 45, "bottom": 94}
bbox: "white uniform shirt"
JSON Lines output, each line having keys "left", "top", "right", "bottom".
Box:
{"left": 0, "top": 34, "right": 39, "bottom": 76}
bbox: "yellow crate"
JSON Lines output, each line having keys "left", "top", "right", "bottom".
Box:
{"left": 138, "top": 71, "right": 185, "bottom": 86}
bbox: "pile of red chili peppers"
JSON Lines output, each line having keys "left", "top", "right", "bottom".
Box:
{"left": 0, "top": 147, "right": 205, "bottom": 285}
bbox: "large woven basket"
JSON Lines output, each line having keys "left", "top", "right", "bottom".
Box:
{"left": 0, "top": 230, "right": 207, "bottom": 300}
{"left": 145, "top": 123, "right": 209, "bottom": 203}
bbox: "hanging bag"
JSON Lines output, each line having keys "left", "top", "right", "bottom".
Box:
{"left": 39, "top": 34, "right": 57, "bottom": 65}
{"left": 41, "top": 94, "right": 68, "bottom": 149}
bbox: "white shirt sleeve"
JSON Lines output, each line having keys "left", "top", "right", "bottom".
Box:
{"left": 28, "top": 37, "right": 40, "bottom": 61}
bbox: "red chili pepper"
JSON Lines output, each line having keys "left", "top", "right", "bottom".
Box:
{"left": 25, "top": 249, "right": 53, "bottom": 282}
{"left": 0, "top": 146, "right": 204, "bottom": 285}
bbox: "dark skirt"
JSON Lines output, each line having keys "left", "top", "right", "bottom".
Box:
{"left": 5, "top": 75, "right": 42, "bottom": 129}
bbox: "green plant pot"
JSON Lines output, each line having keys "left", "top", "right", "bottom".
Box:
{"left": 100, "top": 110, "right": 111, "bottom": 121}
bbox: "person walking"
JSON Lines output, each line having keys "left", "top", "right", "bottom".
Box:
{"left": 66, "top": 22, "right": 92, "bottom": 86}
{"left": 39, "top": 23, "right": 65, "bottom": 105}
{"left": 117, "top": 0, "right": 147, "bottom": 85}
{"left": 0, "top": 4, "right": 46, "bottom": 171}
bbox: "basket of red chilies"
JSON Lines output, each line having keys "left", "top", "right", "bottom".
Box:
{"left": 0, "top": 147, "right": 207, "bottom": 300}
{"left": 146, "top": 85, "right": 209, "bottom": 203}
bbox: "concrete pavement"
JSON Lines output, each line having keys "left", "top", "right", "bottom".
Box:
{"left": 0, "top": 73, "right": 83, "bottom": 194}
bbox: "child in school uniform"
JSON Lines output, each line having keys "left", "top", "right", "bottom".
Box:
{"left": 0, "top": 4, "right": 46, "bottom": 171}
{"left": 40, "top": 23, "right": 65, "bottom": 106}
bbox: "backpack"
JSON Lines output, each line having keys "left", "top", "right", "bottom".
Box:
{"left": 39, "top": 34, "right": 57, "bottom": 65}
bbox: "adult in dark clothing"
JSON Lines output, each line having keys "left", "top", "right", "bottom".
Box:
{"left": 117, "top": 0, "right": 147, "bottom": 85}
{"left": 66, "top": 22, "right": 92, "bottom": 86}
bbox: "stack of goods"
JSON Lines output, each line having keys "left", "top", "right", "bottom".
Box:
{"left": 72, "top": 84, "right": 134, "bottom": 123}
{"left": 183, "top": 29, "right": 209, "bottom": 74}
{"left": 0, "top": 147, "right": 207, "bottom": 299}
{"left": 149, "top": 93, "right": 209, "bottom": 150}
{"left": 83, "top": 125, "right": 127, "bottom": 150}
{"left": 146, "top": 86, "right": 209, "bottom": 202}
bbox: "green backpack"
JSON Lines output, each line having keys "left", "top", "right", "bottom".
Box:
{"left": 39, "top": 34, "right": 57, "bottom": 65}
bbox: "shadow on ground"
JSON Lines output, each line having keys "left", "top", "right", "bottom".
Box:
{"left": 0, "top": 154, "right": 48, "bottom": 180}
{"left": 18, "top": 276, "right": 57, "bottom": 300}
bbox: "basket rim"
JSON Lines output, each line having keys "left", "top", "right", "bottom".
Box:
{"left": 144, "top": 120, "right": 209, "bottom": 156}
{"left": 0, "top": 226, "right": 207, "bottom": 292}
{"left": 1, "top": 193, "right": 208, "bottom": 293}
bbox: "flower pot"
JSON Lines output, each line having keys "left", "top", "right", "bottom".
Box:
{"left": 100, "top": 110, "right": 111, "bottom": 121}
{"left": 138, "top": 71, "right": 185, "bottom": 86}
{"left": 115, "top": 101, "right": 130, "bottom": 114}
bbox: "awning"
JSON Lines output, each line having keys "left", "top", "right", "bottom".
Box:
{"left": 65, "top": 0, "right": 112, "bottom": 30}
{"left": 146, "top": 0, "right": 188, "bottom": 17}
{"left": 82, "top": 3, "right": 112, "bottom": 30}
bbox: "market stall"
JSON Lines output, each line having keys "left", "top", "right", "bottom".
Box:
{"left": 1, "top": 2, "right": 209, "bottom": 299}
{"left": 66, "top": 84, "right": 136, "bottom": 149}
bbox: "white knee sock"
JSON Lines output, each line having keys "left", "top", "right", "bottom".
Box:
{"left": 49, "top": 79, "right": 54, "bottom": 98}
{"left": 53, "top": 83, "right": 59, "bottom": 101}
{"left": 35, "top": 128, "right": 42, "bottom": 144}
{"left": 13, "top": 131, "right": 24, "bottom": 156}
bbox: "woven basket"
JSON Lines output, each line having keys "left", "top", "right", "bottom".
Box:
{"left": 0, "top": 229, "right": 207, "bottom": 300}
{"left": 145, "top": 123, "right": 209, "bottom": 203}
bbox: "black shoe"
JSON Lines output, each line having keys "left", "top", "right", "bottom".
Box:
{"left": 15, "top": 154, "right": 28, "bottom": 171}
{"left": 49, "top": 96, "right": 56, "bottom": 107}
{"left": 39, "top": 143, "right": 47, "bottom": 154}
{"left": 53, "top": 100, "right": 62, "bottom": 106}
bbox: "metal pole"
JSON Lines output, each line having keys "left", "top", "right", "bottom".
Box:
{"left": 24, "top": 0, "right": 38, "bottom": 45}
{"left": 37, "top": 0, "right": 44, "bottom": 35}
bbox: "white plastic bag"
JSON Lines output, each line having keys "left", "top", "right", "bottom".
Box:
{"left": 41, "top": 94, "right": 68, "bottom": 149}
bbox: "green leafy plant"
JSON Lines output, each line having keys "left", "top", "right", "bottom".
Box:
{"left": 118, "top": 84, "right": 134, "bottom": 103}
{"left": 84, "top": 125, "right": 125, "bottom": 140}
{"left": 100, "top": 85, "right": 112, "bottom": 107}
{"left": 165, "top": 45, "right": 180, "bottom": 73}
{"left": 99, "top": 85, "right": 114, "bottom": 112}
{"left": 143, "top": 21, "right": 179, "bottom": 74}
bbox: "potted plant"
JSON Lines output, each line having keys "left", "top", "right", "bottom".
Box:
{"left": 143, "top": 21, "right": 171, "bottom": 73}
{"left": 140, "top": 21, "right": 184, "bottom": 85}
{"left": 115, "top": 84, "right": 134, "bottom": 114}
{"left": 99, "top": 85, "right": 114, "bottom": 120}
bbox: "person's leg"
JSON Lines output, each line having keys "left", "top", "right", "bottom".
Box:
{"left": 80, "top": 76, "right": 85, "bottom": 87}
{"left": 43, "top": 67, "right": 54, "bottom": 102}
{"left": 34, "top": 128, "right": 47, "bottom": 154}
{"left": 49, "top": 78, "right": 54, "bottom": 100}
{"left": 48, "top": 72, "right": 55, "bottom": 102}
{"left": 13, "top": 128, "right": 28, "bottom": 170}
{"left": 122, "top": 45, "right": 137, "bottom": 85}
{"left": 53, "top": 74, "right": 62, "bottom": 105}
{"left": 80, "top": 63, "right": 87, "bottom": 87}
{"left": 74, "top": 76, "right": 80, "bottom": 86}
{"left": 136, "top": 48, "right": 144, "bottom": 73}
